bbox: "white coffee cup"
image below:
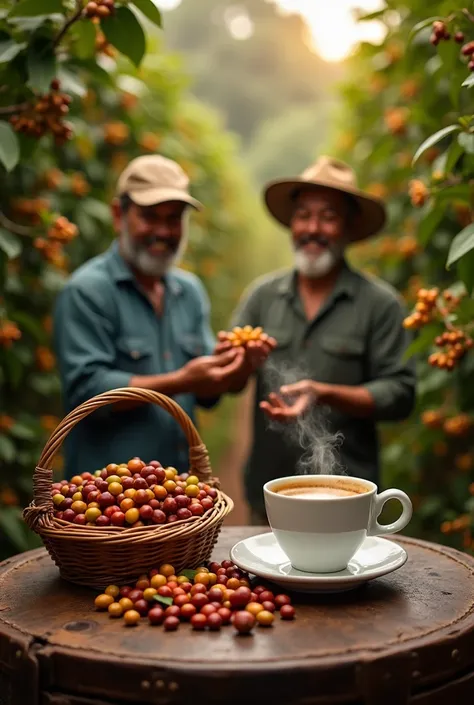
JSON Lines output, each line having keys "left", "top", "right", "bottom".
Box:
{"left": 263, "top": 474, "right": 413, "bottom": 573}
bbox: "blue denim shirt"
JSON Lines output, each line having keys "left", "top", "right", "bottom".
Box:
{"left": 53, "top": 241, "right": 216, "bottom": 476}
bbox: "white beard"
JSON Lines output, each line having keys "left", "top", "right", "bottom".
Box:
{"left": 120, "top": 220, "right": 188, "bottom": 278}
{"left": 294, "top": 247, "right": 340, "bottom": 279}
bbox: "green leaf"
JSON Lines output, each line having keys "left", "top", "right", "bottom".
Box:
{"left": 447, "top": 224, "right": 474, "bottom": 269}
{"left": 412, "top": 125, "right": 460, "bottom": 165}
{"left": 9, "top": 0, "right": 64, "bottom": 17}
{"left": 445, "top": 140, "right": 464, "bottom": 174}
{"left": 10, "top": 311, "right": 46, "bottom": 342}
{"left": 83, "top": 198, "right": 111, "bottom": 224}
{"left": 409, "top": 17, "right": 443, "bottom": 42}
{"left": 0, "top": 434, "right": 15, "bottom": 462}
{"left": 101, "top": 6, "right": 146, "bottom": 67}
{"left": 417, "top": 205, "right": 445, "bottom": 246}
{"left": 57, "top": 66, "right": 85, "bottom": 97}
{"left": 70, "top": 18, "right": 97, "bottom": 59}
{"left": 0, "top": 508, "right": 30, "bottom": 553}
{"left": 462, "top": 73, "right": 474, "bottom": 88}
{"left": 403, "top": 324, "right": 441, "bottom": 361}
{"left": 0, "top": 229, "right": 22, "bottom": 259}
{"left": 436, "top": 184, "right": 472, "bottom": 202}
{"left": 9, "top": 422, "right": 36, "bottom": 441}
{"left": 458, "top": 132, "right": 474, "bottom": 155}
{"left": 0, "top": 122, "right": 20, "bottom": 172}
{"left": 153, "top": 594, "right": 173, "bottom": 607}
{"left": 456, "top": 251, "right": 474, "bottom": 296}
{"left": 180, "top": 568, "right": 197, "bottom": 580}
{"left": 131, "top": 0, "right": 162, "bottom": 27}
{"left": 27, "top": 37, "right": 57, "bottom": 94}
{"left": 0, "top": 39, "right": 26, "bottom": 63}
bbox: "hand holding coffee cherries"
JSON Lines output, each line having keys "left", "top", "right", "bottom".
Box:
{"left": 182, "top": 347, "right": 247, "bottom": 396}
{"left": 215, "top": 325, "right": 277, "bottom": 371}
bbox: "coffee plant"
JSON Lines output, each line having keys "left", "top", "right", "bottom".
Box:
{"left": 333, "top": 0, "right": 474, "bottom": 552}
{"left": 0, "top": 0, "right": 273, "bottom": 559}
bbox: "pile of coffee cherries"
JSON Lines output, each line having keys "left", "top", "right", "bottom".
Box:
{"left": 51, "top": 457, "right": 217, "bottom": 527}
{"left": 94, "top": 561, "right": 295, "bottom": 634}
{"left": 223, "top": 325, "right": 266, "bottom": 348}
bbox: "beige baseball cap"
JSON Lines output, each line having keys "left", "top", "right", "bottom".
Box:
{"left": 116, "top": 154, "right": 202, "bottom": 210}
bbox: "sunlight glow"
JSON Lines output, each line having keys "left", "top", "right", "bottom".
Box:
{"left": 274, "top": 0, "right": 386, "bottom": 62}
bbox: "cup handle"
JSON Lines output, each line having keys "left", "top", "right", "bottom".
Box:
{"left": 368, "top": 489, "right": 413, "bottom": 536}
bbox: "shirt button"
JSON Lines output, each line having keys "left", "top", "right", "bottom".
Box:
{"left": 131, "top": 350, "right": 141, "bottom": 359}
{"left": 164, "top": 351, "right": 171, "bottom": 360}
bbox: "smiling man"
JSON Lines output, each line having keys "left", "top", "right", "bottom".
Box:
{"left": 53, "top": 154, "right": 269, "bottom": 477}
{"left": 226, "top": 156, "right": 416, "bottom": 523}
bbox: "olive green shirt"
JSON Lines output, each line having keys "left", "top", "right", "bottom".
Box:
{"left": 231, "top": 262, "right": 416, "bottom": 514}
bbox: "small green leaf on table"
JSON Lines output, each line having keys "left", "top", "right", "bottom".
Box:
{"left": 153, "top": 594, "right": 173, "bottom": 607}
{"left": 180, "top": 568, "right": 197, "bottom": 581}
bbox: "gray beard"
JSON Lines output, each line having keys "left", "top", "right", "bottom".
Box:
{"left": 120, "top": 222, "right": 187, "bottom": 278}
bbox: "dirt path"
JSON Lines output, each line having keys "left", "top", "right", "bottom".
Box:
{"left": 216, "top": 384, "right": 255, "bottom": 527}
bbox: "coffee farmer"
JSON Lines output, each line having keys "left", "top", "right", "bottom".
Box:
{"left": 53, "top": 154, "right": 272, "bottom": 476}
{"left": 220, "top": 156, "right": 416, "bottom": 524}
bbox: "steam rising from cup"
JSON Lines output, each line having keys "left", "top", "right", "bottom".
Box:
{"left": 263, "top": 361, "right": 344, "bottom": 476}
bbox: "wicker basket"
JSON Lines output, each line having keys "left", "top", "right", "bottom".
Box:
{"left": 24, "top": 387, "right": 233, "bottom": 589}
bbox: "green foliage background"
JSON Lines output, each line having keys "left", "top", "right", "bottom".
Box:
{"left": 0, "top": 0, "right": 284, "bottom": 559}
{"left": 334, "top": 0, "right": 474, "bottom": 552}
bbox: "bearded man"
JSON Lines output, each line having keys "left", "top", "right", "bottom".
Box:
{"left": 224, "top": 156, "right": 416, "bottom": 524}
{"left": 53, "top": 155, "right": 272, "bottom": 476}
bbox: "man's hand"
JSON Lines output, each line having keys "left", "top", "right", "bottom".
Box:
{"left": 214, "top": 331, "right": 277, "bottom": 371}
{"left": 260, "top": 380, "right": 320, "bottom": 423}
{"left": 182, "top": 348, "right": 246, "bottom": 396}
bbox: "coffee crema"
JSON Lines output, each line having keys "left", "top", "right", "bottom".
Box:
{"left": 273, "top": 480, "right": 369, "bottom": 499}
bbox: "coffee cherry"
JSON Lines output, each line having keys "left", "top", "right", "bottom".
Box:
{"left": 148, "top": 606, "right": 165, "bottom": 625}
{"left": 108, "top": 602, "right": 123, "bottom": 618}
{"left": 105, "top": 584, "right": 120, "bottom": 598}
{"left": 256, "top": 610, "right": 275, "bottom": 627}
{"left": 180, "top": 603, "right": 197, "bottom": 620}
{"left": 119, "top": 598, "right": 134, "bottom": 611}
{"left": 280, "top": 605, "right": 296, "bottom": 620}
{"left": 163, "top": 616, "right": 180, "bottom": 631}
{"left": 455, "top": 31, "right": 465, "bottom": 43}
{"left": 217, "top": 607, "right": 232, "bottom": 624}
{"left": 261, "top": 601, "right": 276, "bottom": 613}
{"left": 274, "top": 594, "right": 291, "bottom": 609}
{"left": 246, "top": 602, "right": 264, "bottom": 616}
{"left": 233, "top": 611, "right": 255, "bottom": 634}
{"left": 200, "top": 604, "right": 217, "bottom": 617}
{"left": 207, "top": 613, "right": 223, "bottom": 631}
{"left": 229, "top": 587, "right": 252, "bottom": 609}
{"left": 191, "top": 613, "right": 207, "bottom": 630}
{"left": 123, "top": 609, "right": 141, "bottom": 626}
{"left": 95, "top": 594, "right": 114, "bottom": 610}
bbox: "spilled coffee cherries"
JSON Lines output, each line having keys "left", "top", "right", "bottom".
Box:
{"left": 51, "top": 457, "right": 218, "bottom": 527}
{"left": 94, "top": 561, "right": 295, "bottom": 635}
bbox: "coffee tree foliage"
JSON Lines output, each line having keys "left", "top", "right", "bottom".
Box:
{"left": 334, "top": 0, "right": 474, "bottom": 551}
{"left": 0, "top": 0, "right": 276, "bottom": 559}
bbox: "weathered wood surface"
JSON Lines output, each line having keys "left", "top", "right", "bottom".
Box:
{"left": 1, "top": 527, "right": 474, "bottom": 705}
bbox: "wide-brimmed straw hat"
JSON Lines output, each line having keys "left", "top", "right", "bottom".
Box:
{"left": 264, "top": 156, "right": 386, "bottom": 241}
{"left": 117, "top": 155, "right": 202, "bottom": 210}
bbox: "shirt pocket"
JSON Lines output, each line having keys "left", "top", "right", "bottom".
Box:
{"left": 116, "top": 336, "right": 154, "bottom": 373}
{"left": 178, "top": 333, "right": 205, "bottom": 361}
{"left": 319, "top": 334, "right": 365, "bottom": 385}
{"left": 265, "top": 327, "right": 293, "bottom": 352}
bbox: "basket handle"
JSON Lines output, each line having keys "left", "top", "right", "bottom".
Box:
{"left": 25, "top": 388, "right": 213, "bottom": 529}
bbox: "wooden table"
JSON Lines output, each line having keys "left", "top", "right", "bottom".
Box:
{"left": 1, "top": 527, "right": 474, "bottom": 705}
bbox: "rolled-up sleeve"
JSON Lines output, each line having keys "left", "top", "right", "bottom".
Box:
{"left": 363, "top": 297, "right": 416, "bottom": 421}
{"left": 53, "top": 283, "right": 132, "bottom": 410}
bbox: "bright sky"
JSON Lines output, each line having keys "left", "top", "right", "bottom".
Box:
{"left": 154, "top": 0, "right": 386, "bottom": 62}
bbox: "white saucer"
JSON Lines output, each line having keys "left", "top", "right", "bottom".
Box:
{"left": 230, "top": 532, "right": 407, "bottom": 593}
